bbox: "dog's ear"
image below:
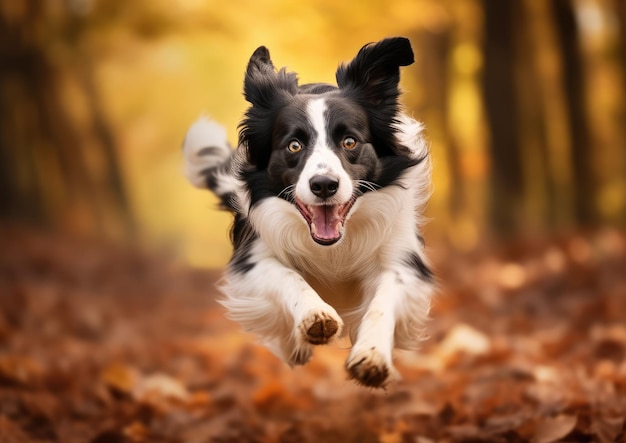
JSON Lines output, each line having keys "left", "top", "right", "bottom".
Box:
{"left": 336, "top": 37, "right": 414, "bottom": 157}
{"left": 240, "top": 46, "right": 298, "bottom": 168}
{"left": 336, "top": 37, "right": 413, "bottom": 105}
{"left": 243, "top": 46, "right": 297, "bottom": 106}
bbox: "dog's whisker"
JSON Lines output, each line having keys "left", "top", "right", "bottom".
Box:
{"left": 357, "top": 179, "right": 381, "bottom": 190}
{"left": 278, "top": 184, "right": 296, "bottom": 200}
{"left": 356, "top": 180, "right": 381, "bottom": 193}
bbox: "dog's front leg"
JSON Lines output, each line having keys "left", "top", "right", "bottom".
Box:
{"left": 346, "top": 264, "right": 432, "bottom": 388}
{"left": 223, "top": 257, "right": 343, "bottom": 366}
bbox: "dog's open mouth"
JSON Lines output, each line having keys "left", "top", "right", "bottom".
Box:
{"left": 295, "top": 197, "right": 356, "bottom": 245}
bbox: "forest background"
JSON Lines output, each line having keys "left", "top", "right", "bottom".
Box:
{"left": 2, "top": 0, "right": 625, "bottom": 266}
{"left": 2, "top": 1, "right": 626, "bottom": 441}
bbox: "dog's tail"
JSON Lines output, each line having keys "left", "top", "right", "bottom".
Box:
{"left": 183, "top": 117, "right": 243, "bottom": 212}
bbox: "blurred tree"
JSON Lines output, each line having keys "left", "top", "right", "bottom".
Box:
{"left": 516, "top": 3, "right": 558, "bottom": 231}
{"left": 551, "top": 0, "right": 598, "bottom": 226}
{"left": 618, "top": 0, "right": 626, "bottom": 108}
{"left": 0, "top": 1, "right": 133, "bottom": 239}
{"left": 414, "top": 27, "right": 464, "bottom": 218}
{"left": 616, "top": 0, "right": 626, "bottom": 224}
{"left": 481, "top": 0, "right": 525, "bottom": 237}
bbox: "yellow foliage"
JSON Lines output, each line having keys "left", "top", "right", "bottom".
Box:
{"left": 22, "top": 0, "right": 625, "bottom": 263}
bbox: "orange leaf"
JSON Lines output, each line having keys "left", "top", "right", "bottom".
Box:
{"left": 0, "top": 415, "right": 31, "bottom": 443}
{"left": 591, "top": 416, "right": 624, "bottom": 443}
{"left": 123, "top": 421, "right": 149, "bottom": 442}
{"left": 101, "top": 363, "right": 139, "bottom": 395}
{"left": 532, "top": 415, "right": 577, "bottom": 443}
{"left": 133, "top": 373, "right": 189, "bottom": 402}
{"left": 0, "top": 355, "right": 42, "bottom": 385}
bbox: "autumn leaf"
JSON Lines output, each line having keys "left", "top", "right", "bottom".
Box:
{"left": 122, "top": 421, "right": 149, "bottom": 442}
{"left": 590, "top": 416, "right": 624, "bottom": 443}
{"left": 436, "top": 323, "right": 491, "bottom": 365}
{"left": 1, "top": 227, "right": 625, "bottom": 442}
{"left": 532, "top": 415, "right": 577, "bottom": 443}
{"left": 133, "top": 373, "right": 190, "bottom": 402}
{"left": 0, "top": 356, "right": 42, "bottom": 386}
{"left": 0, "top": 415, "right": 31, "bottom": 443}
{"left": 101, "top": 362, "right": 140, "bottom": 395}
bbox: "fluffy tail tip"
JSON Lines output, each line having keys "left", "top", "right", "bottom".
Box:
{"left": 182, "top": 117, "right": 231, "bottom": 188}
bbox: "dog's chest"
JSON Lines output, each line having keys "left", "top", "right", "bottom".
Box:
{"left": 250, "top": 186, "right": 416, "bottom": 287}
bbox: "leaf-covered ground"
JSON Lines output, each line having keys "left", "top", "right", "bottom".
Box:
{"left": 1, "top": 225, "right": 625, "bottom": 443}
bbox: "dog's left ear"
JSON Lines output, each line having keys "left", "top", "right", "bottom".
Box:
{"left": 336, "top": 37, "right": 414, "bottom": 158}
{"left": 336, "top": 37, "right": 414, "bottom": 106}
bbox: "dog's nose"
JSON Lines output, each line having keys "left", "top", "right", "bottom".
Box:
{"left": 309, "top": 175, "right": 339, "bottom": 199}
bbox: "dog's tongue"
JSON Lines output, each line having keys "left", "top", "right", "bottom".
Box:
{"left": 310, "top": 205, "right": 342, "bottom": 244}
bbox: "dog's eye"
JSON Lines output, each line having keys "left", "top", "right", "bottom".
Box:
{"left": 287, "top": 140, "right": 303, "bottom": 153}
{"left": 342, "top": 137, "right": 357, "bottom": 150}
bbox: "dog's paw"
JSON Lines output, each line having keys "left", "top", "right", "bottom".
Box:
{"left": 345, "top": 347, "right": 392, "bottom": 388}
{"left": 298, "top": 309, "right": 343, "bottom": 345}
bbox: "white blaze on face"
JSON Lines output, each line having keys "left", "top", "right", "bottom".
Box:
{"left": 294, "top": 98, "right": 353, "bottom": 206}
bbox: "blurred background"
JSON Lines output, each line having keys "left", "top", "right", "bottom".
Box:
{"left": 1, "top": 0, "right": 625, "bottom": 268}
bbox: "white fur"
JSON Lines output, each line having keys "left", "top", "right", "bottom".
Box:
{"left": 182, "top": 117, "right": 230, "bottom": 188}
{"left": 194, "top": 113, "right": 435, "bottom": 386}
{"left": 182, "top": 117, "right": 250, "bottom": 213}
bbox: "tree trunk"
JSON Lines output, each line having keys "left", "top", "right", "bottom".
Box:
{"left": 551, "top": 0, "right": 597, "bottom": 226}
{"left": 481, "top": 0, "right": 525, "bottom": 237}
{"left": 517, "top": 1, "right": 558, "bottom": 231}
{"left": 418, "top": 28, "right": 463, "bottom": 218}
{"left": 0, "top": 1, "right": 133, "bottom": 238}
{"left": 614, "top": 0, "right": 626, "bottom": 225}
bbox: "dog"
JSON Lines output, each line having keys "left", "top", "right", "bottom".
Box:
{"left": 183, "top": 37, "right": 434, "bottom": 387}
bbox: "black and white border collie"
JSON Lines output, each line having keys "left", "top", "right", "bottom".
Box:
{"left": 183, "top": 37, "right": 434, "bottom": 388}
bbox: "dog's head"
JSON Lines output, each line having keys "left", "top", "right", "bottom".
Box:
{"left": 239, "top": 37, "right": 419, "bottom": 245}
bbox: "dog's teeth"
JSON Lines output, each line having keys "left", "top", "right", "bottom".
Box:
{"left": 311, "top": 223, "right": 317, "bottom": 235}
{"left": 336, "top": 222, "right": 344, "bottom": 236}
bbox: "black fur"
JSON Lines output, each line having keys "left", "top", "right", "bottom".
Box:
{"left": 236, "top": 37, "right": 420, "bottom": 216}
{"left": 404, "top": 252, "right": 434, "bottom": 283}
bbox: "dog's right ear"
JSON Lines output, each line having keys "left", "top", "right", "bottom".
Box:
{"left": 243, "top": 46, "right": 298, "bottom": 109}
{"left": 240, "top": 46, "right": 298, "bottom": 169}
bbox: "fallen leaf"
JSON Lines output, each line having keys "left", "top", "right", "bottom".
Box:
{"left": 532, "top": 414, "right": 577, "bottom": 443}
{"left": 437, "top": 323, "right": 491, "bottom": 361}
{"left": 590, "top": 416, "right": 624, "bottom": 443}
{"left": 485, "top": 412, "right": 530, "bottom": 434}
{"left": 0, "top": 415, "right": 31, "bottom": 443}
{"left": 393, "top": 398, "right": 439, "bottom": 417}
{"left": 568, "top": 237, "right": 592, "bottom": 263}
{"left": 101, "top": 363, "right": 139, "bottom": 395}
{"left": 133, "top": 373, "right": 189, "bottom": 402}
{"left": 187, "top": 390, "right": 212, "bottom": 409}
{"left": 123, "top": 420, "right": 149, "bottom": 442}
{"left": 0, "top": 355, "right": 42, "bottom": 385}
{"left": 498, "top": 262, "right": 527, "bottom": 289}
{"left": 379, "top": 431, "right": 402, "bottom": 443}
{"left": 251, "top": 379, "right": 309, "bottom": 414}
{"left": 446, "top": 424, "right": 481, "bottom": 439}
